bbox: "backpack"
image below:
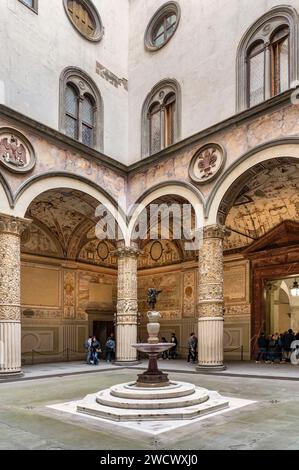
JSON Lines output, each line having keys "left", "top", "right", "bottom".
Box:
{"left": 106, "top": 339, "right": 114, "bottom": 350}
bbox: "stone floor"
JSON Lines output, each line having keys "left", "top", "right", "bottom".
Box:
{"left": 11, "top": 359, "right": 299, "bottom": 382}
{"left": 0, "top": 364, "right": 299, "bottom": 449}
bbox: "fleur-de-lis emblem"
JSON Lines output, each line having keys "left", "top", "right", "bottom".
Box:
{"left": 198, "top": 148, "right": 218, "bottom": 178}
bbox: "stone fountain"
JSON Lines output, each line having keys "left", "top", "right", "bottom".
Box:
{"left": 76, "top": 289, "right": 229, "bottom": 421}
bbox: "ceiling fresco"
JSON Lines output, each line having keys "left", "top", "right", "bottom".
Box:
{"left": 224, "top": 163, "right": 299, "bottom": 251}
{"left": 23, "top": 189, "right": 114, "bottom": 258}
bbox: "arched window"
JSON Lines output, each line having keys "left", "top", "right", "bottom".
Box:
{"left": 142, "top": 80, "right": 181, "bottom": 157}
{"left": 60, "top": 68, "right": 103, "bottom": 151}
{"left": 237, "top": 6, "right": 298, "bottom": 111}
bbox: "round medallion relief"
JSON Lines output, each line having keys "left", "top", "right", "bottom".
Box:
{"left": 150, "top": 241, "right": 163, "bottom": 261}
{"left": 0, "top": 128, "right": 36, "bottom": 173}
{"left": 97, "top": 241, "right": 109, "bottom": 261}
{"left": 189, "top": 143, "right": 226, "bottom": 184}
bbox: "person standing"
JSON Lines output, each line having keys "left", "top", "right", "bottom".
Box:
{"left": 187, "top": 333, "right": 198, "bottom": 363}
{"left": 84, "top": 335, "right": 92, "bottom": 364}
{"left": 169, "top": 333, "right": 178, "bottom": 359}
{"left": 90, "top": 336, "right": 101, "bottom": 365}
{"left": 105, "top": 335, "right": 116, "bottom": 363}
{"left": 256, "top": 332, "right": 267, "bottom": 363}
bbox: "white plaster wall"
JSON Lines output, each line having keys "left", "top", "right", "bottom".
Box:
{"left": 0, "top": 0, "right": 129, "bottom": 161}
{"left": 2, "top": 0, "right": 299, "bottom": 165}
{"left": 128, "top": 0, "right": 299, "bottom": 163}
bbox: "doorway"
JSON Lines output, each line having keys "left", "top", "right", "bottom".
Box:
{"left": 265, "top": 277, "right": 299, "bottom": 335}
{"left": 93, "top": 321, "right": 114, "bottom": 346}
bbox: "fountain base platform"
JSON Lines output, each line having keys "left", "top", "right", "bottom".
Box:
{"left": 76, "top": 380, "right": 229, "bottom": 421}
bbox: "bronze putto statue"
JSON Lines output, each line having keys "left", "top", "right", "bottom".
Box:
{"left": 147, "top": 288, "right": 162, "bottom": 310}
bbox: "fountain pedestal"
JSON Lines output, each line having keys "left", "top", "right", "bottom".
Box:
{"left": 132, "top": 311, "right": 173, "bottom": 387}
{"left": 133, "top": 345, "right": 172, "bottom": 387}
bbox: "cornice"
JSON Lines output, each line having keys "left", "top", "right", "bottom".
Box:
{"left": 0, "top": 104, "right": 127, "bottom": 176}
{"left": 0, "top": 88, "right": 295, "bottom": 177}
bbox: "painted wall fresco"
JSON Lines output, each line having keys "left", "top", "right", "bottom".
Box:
{"left": 0, "top": 117, "right": 126, "bottom": 203}
{"left": 127, "top": 103, "right": 299, "bottom": 205}
{"left": 224, "top": 163, "right": 299, "bottom": 250}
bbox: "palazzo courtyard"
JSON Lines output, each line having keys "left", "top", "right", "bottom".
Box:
{"left": 1, "top": 0, "right": 299, "bottom": 452}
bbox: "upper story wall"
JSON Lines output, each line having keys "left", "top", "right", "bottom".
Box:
{"left": 0, "top": 0, "right": 129, "bottom": 161}
{"left": 128, "top": 0, "right": 299, "bottom": 163}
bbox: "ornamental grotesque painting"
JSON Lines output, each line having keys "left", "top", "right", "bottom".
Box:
{"left": 189, "top": 143, "right": 226, "bottom": 184}
{"left": 0, "top": 128, "right": 36, "bottom": 173}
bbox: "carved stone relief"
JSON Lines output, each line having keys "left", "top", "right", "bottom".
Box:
{"left": 0, "top": 128, "right": 36, "bottom": 173}
{"left": 189, "top": 143, "right": 226, "bottom": 184}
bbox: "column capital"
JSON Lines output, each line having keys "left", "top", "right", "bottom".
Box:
{"left": 0, "top": 213, "right": 31, "bottom": 237}
{"left": 201, "top": 224, "right": 228, "bottom": 240}
{"left": 114, "top": 245, "right": 142, "bottom": 259}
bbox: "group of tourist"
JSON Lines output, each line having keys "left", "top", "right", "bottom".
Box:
{"left": 84, "top": 334, "right": 116, "bottom": 365}
{"left": 160, "top": 332, "right": 198, "bottom": 363}
{"left": 256, "top": 329, "right": 299, "bottom": 364}
{"left": 160, "top": 333, "right": 179, "bottom": 359}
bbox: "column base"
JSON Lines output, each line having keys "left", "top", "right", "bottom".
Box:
{"left": 114, "top": 360, "right": 141, "bottom": 366}
{"left": 0, "top": 370, "right": 24, "bottom": 380}
{"left": 196, "top": 364, "right": 227, "bottom": 372}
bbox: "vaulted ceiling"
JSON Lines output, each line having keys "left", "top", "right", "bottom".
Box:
{"left": 224, "top": 162, "right": 299, "bottom": 251}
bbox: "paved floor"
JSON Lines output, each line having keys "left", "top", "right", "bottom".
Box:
{"left": 5, "top": 359, "right": 299, "bottom": 382}
{"left": 0, "top": 365, "right": 299, "bottom": 449}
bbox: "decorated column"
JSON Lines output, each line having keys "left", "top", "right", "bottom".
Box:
{"left": 197, "top": 224, "right": 226, "bottom": 371}
{"left": 115, "top": 244, "right": 140, "bottom": 365}
{"left": 0, "top": 214, "right": 31, "bottom": 377}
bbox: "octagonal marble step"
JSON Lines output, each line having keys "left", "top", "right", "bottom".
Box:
{"left": 96, "top": 387, "right": 209, "bottom": 410}
{"left": 76, "top": 382, "right": 230, "bottom": 421}
{"left": 110, "top": 381, "right": 197, "bottom": 400}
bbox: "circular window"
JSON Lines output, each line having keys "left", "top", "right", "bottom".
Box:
{"left": 145, "top": 2, "right": 181, "bottom": 51}
{"left": 63, "top": 0, "right": 104, "bottom": 42}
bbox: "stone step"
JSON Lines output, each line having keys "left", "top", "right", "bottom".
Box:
{"left": 110, "top": 381, "right": 196, "bottom": 400}
{"left": 96, "top": 386, "right": 209, "bottom": 410}
{"left": 77, "top": 390, "right": 229, "bottom": 421}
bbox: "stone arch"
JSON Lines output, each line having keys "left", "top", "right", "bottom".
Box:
{"left": 13, "top": 173, "right": 128, "bottom": 244}
{"left": 206, "top": 140, "right": 299, "bottom": 226}
{"left": 127, "top": 181, "right": 204, "bottom": 243}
